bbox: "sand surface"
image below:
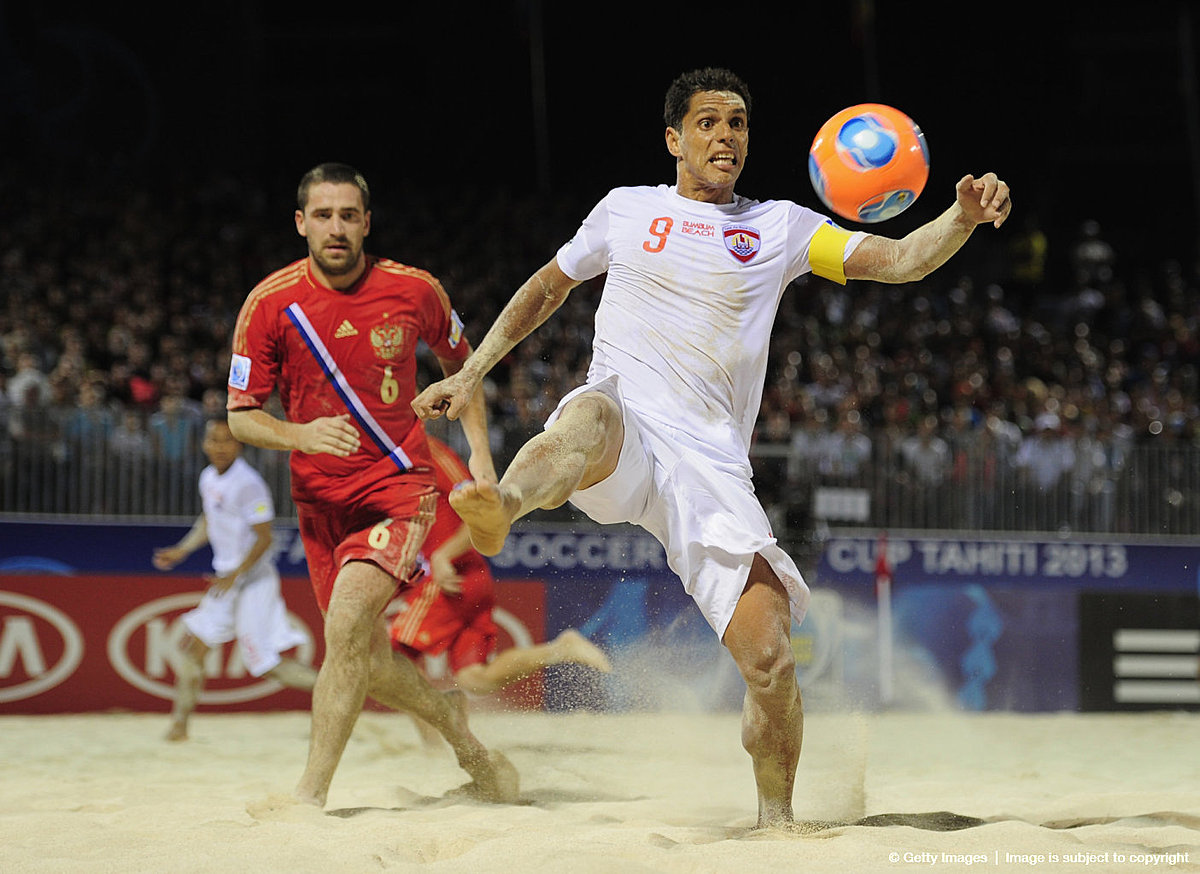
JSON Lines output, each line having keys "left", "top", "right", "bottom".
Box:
{"left": 1, "top": 708, "right": 1198, "bottom": 873}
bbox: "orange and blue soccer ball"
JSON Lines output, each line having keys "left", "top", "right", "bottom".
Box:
{"left": 808, "top": 103, "right": 929, "bottom": 223}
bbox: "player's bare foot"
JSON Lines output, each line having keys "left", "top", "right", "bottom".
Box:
{"left": 289, "top": 775, "right": 328, "bottom": 808}
{"left": 448, "top": 481, "right": 518, "bottom": 556}
{"left": 555, "top": 629, "right": 612, "bottom": 673}
{"left": 290, "top": 789, "right": 326, "bottom": 808}
{"left": 165, "top": 721, "right": 188, "bottom": 742}
{"left": 246, "top": 793, "right": 325, "bottom": 821}
{"left": 437, "top": 686, "right": 520, "bottom": 802}
{"left": 751, "top": 818, "right": 826, "bottom": 836}
{"left": 756, "top": 799, "right": 797, "bottom": 831}
{"left": 447, "top": 750, "right": 521, "bottom": 803}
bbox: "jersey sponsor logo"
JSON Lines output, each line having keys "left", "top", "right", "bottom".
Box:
{"left": 334, "top": 319, "right": 358, "bottom": 338}
{"left": 107, "top": 593, "right": 316, "bottom": 704}
{"left": 448, "top": 309, "right": 464, "bottom": 348}
{"left": 722, "top": 224, "right": 761, "bottom": 263}
{"left": 681, "top": 220, "right": 716, "bottom": 238}
{"left": 229, "top": 353, "right": 252, "bottom": 391}
{"left": 0, "top": 591, "right": 85, "bottom": 703}
{"left": 370, "top": 320, "right": 408, "bottom": 361}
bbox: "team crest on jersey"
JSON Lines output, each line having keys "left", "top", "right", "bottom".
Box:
{"left": 370, "top": 320, "right": 408, "bottom": 360}
{"left": 722, "top": 224, "right": 761, "bottom": 263}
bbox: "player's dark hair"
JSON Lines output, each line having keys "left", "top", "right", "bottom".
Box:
{"left": 663, "top": 68, "right": 752, "bottom": 130}
{"left": 297, "top": 162, "right": 371, "bottom": 211}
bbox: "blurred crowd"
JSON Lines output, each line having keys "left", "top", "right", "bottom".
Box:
{"left": 2, "top": 168, "right": 1198, "bottom": 533}
{"left": 749, "top": 216, "right": 1200, "bottom": 535}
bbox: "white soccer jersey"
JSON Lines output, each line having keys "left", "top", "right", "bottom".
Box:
{"left": 199, "top": 456, "right": 275, "bottom": 577}
{"left": 557, "top": 185, "right": 865, "bottom": 468}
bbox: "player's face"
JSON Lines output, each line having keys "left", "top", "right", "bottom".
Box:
{"left": 202, "top": 422, "right": 241, "bottom": 473}
{"left": 295, "top": 182, "right": 371, "bottom": 287}
{"left": 665, "top": 90, "right": 749, "bottom": 204}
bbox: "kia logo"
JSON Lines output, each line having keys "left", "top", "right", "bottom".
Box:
{"left": 492, "top": 606, "right": 533, "bottom": 649}
{"left": 0, "top": 591, "right": 85, "bottom": 703}
{"left": 107, "top": 593, "right": 316, "bottom": 703}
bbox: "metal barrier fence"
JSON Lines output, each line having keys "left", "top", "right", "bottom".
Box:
{"left": 2, "top": 407, "right": 1198, "bottom": 538}
{"left": 749, "top": 437, "right": 1200, "bottom": 539}
{"left": 0, "top": 407, "right": 295, "bottom": 519}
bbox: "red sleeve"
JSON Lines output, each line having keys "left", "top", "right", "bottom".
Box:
{"left": 419, "top": 273, "right": 470, "bottom": 363}
{"left": 226, "top": 263, "right": 303, "bottom": 410}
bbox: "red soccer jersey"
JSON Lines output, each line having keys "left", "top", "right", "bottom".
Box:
{"left": 227, "top": 256, "right": 468, "bottom": 505}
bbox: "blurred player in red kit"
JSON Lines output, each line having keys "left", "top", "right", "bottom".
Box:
{"left": 390, "top": 434, "right": 611, "bottom": 719}
{"left": 226, "top": 162, "right": 516, "bottom": 807}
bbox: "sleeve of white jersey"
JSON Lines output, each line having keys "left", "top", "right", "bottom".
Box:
{"left": 555, "top": 192, "right": 614, "bottom": 281}
{"left": 241, "top": 472, "right": 275, "bottom": 526}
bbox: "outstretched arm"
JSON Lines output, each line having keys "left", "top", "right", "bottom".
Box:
{"left": 152, "top": 515, "right": 209, "bottom": 570}
{"left": 206, "top": 519, "right": 274, "bottom": 594}
{"left": 413, "top": 257, "right": 580, "bottom": 422}
{"left": 845, "top": 172, "right": 1012, "bottom": 283}
{"left": 427, "top": 523, "right": 473, "bottom": 596}
{"left": 227, "top": 408, "right": 361, "bottom": 457}
{"left": 436, "top": 343, "right": 498, "bottom": 484}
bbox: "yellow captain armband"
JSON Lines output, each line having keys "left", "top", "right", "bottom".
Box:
{"left": 809, "top": 222, "right": 856, "bottom": 285}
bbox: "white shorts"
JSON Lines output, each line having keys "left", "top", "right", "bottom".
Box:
{"left": 546, "top": 374, "right": 810, "bottom": 638}
{"left": 181, "top": 565, "right": 307, "bottom": 677}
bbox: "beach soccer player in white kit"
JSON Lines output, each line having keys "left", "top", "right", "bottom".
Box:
{"left": 413, "top": 67, "right": 1011, "bottom": 829}
{"left": 153, "top": 415, "right": 316, "bottom": 741}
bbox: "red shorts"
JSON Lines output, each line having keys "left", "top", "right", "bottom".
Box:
{"left": 390, "top": 565, "right": 498, "bottom": 673}
{"left": 296, "top": 481, "right": 437, "bottom": 612}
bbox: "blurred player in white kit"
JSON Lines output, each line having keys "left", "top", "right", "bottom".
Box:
{"left": 414, "top": 67, "right": 1012, "bottom": 828}
{"left": 153, "top": 414, "right": 316, "bottom": 741}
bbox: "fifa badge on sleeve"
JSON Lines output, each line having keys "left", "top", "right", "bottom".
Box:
{"left": 229, "top": 353, "right": 252, "bottom": 391}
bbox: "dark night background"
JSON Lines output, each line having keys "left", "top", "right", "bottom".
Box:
{"left": 3, "top": 1, "right": 1198, "bottom": 289}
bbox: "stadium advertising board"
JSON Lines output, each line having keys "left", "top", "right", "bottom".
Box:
{"left": 0, "top": 520, "right": 546, "bottom": 713}
{"left": 0, "top": 573, "right": 544, "bottom": 714}
{"left": 1078, "top": 592, "right": 1200, "bottom": 711}
{"left": 4, "top": 521, "right": 1198, "bottom": 713}
{"left": 816, "top": 534, "right": 1200, "bottom": 712}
